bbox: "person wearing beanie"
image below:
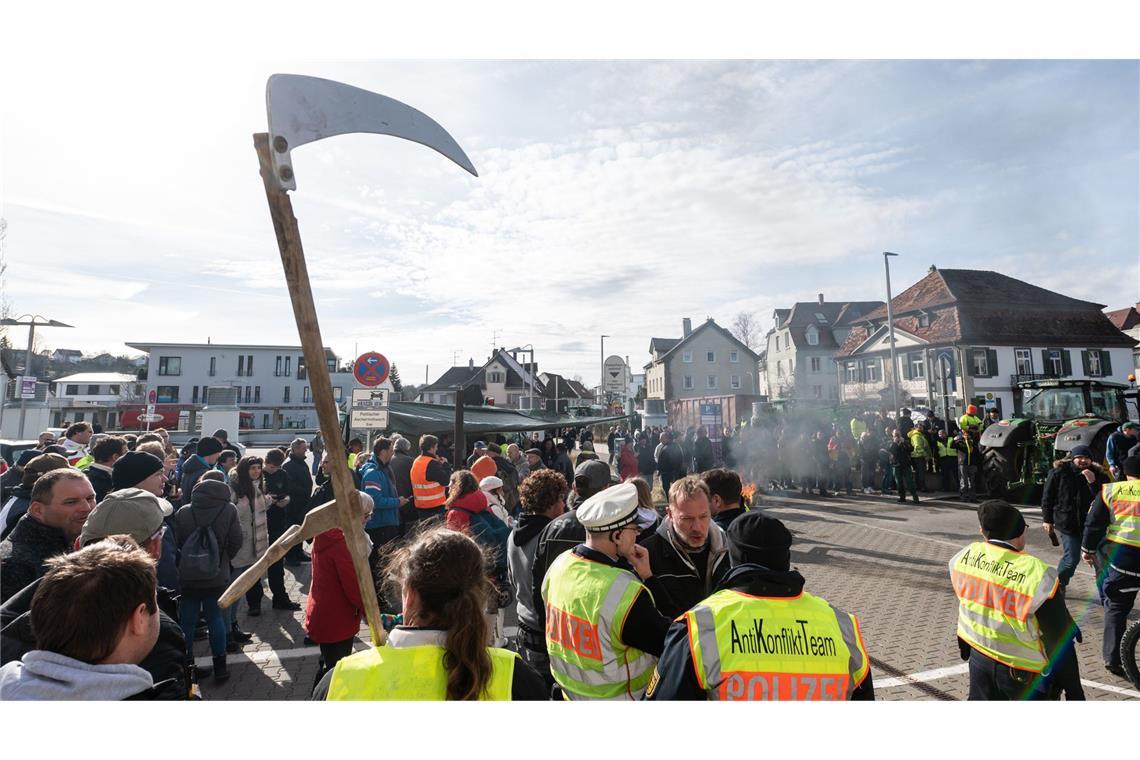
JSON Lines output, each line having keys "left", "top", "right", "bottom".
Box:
{"left": 1041, "top": 444, "right": 1109, "bottom": 590}
{"left": 951, "top": 500, "right": 1081, "bottom": 700}
{"left": 112, "top": 450, "right": 180, "bottom": 595}
{"left": 647, "top": 511, "right": 874, "bottom": 701}
{"left": 179, "top": 437, "right": 224, "bottom": 501}
{"left": 1081, "top": 454, "right": 1140, "bottom": 678}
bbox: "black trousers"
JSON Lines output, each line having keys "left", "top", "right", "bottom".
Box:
{"left": 312, "top": 638, "right": 355, "bottom": 694}
{"left": 967, "top": 650, "right": 1048, "bottom": 700}
{"left": 366, "top": 525, "right": 400, "bottom": 613}
{"left": 265, "top": 506, "right": 290, "bottom": 600}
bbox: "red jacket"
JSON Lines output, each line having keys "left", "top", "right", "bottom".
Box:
{"left": 303, "top": 528, "right": 364, "bottom": 644}
{"left": 619, "top": 447, "right": 638, "bottom": 481}
{"left": 444, "top": 489, "right": 489, "bottom": 532}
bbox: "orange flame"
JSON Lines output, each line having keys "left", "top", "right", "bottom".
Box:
{"left": 742, "top": 482, "right": 758, "bottom": 502}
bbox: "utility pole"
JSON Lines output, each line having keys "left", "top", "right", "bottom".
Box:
{"left": 883, "top": 252, "right": 901, "bottom": 424}
{"left": 600, "top": 334, "right": 610, "bottom": 408}
{"left": 0, "top": 315, "right": 73, "bottom": 438}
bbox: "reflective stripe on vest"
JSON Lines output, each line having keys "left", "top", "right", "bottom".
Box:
{"left": 541, "top": 551, "right": 657, "bottom": 700}
{"left": 1101, "top": 481, "right": 1140, "bottom": 549}
{"left": 949, "top": 541, "right": 1057, "bottom": 672}
{"left": 326, "top": 644, "right": 516, "bottom": 700}
{"left": 684, "top": 590, "right": 869, "bottom": 701}
{"left": 410, "top": 456, "right": 446, "bottom": 509}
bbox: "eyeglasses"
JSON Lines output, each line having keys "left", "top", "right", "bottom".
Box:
{"left": 146, "top": 525, "right": 167, "bottom": 543}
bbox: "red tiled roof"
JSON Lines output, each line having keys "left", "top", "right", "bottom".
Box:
{"left": 1106, "top": 305, "right": 1140, "bottom": 331}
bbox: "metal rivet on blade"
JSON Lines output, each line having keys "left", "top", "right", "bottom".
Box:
{"left": 279, "top": 165, "right": 294, "bottom": 181}
{"left": 273, "top": 136, "right": 289, "bottom": 153}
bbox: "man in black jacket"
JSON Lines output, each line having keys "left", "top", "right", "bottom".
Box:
{"left": 1041, "top": 445, "right": 1109, "bottom": 591}
{"left": 0, "top": 470, "right": 95, "bottom": 602}
{"left": 703, "top": 468, "right": 747, "bottom": 530}
{"left": 261, "top": 448, "right": 299, "bottom": 611}
{"left": 85, "top": 436, "right": 127, "bottom": 503}
{"left": 282, "top": 438, "right": 314, "bottom": 565}
{"left": 639, "top": 476, "right": 729, "bottom": 619}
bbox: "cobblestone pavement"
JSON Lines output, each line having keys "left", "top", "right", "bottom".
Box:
{"left": 200, "top": 467, "right": 1138, "bottom": 700}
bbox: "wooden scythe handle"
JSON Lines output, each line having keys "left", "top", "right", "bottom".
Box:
{"left": 253, "top": 133, "right": 387, "bottom": 647}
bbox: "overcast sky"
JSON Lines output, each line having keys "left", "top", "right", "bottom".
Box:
{"left": 2, "top": 59, "right": 1137, "bottom": 387}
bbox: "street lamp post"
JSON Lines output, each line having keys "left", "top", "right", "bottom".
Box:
{"left": 600, "top": 335, "right": 610, "bottom": 407}
{"left": 882, "top": 252, "right": 901, "bottom": 424}
{"left": 509, "top": 344, "right": 535, "bottom": 412}
{"left": 0, "top": 316, "right": 74, "bottom": 438}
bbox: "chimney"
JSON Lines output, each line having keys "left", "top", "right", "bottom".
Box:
{"left": 468, "top": 358, "right": 474, "bottom": 369}
{"left": 818, "top": 293, "right": 825, "bottom": 305}
{"left": 682, "top": 318, "right": 692, "bottom": 337}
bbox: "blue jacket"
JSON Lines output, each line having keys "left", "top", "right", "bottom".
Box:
{"left": 361, "top": 457, "right": 401, "bottom": 529}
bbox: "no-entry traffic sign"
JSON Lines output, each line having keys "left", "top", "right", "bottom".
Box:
{"left": 353, "top": 352, "right": 390, "bottom": 387}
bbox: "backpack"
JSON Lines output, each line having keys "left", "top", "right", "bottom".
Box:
{"left": 178, "top": 508, "right": 223, "bottom": 583}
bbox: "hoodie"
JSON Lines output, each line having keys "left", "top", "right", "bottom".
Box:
{"left": 507, "top": 513, "right": 553, "bottom": 636}
{"left": 178, "top": 455, "right": 211, "bottom": 501}
{"left": 0, "top": 650, "right": 153, "bottom": 700}
{"left": 172, "top": 479, "right": 242, "bottom": 593}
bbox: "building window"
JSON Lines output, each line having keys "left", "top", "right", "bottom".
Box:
{"left": 297, "top": 357, "right": 307, "bottom": 380}
{"left": 109, "top": 384, "right": 120, "bottom": 395}
{"left": 208, "top": 357, "right": 216, "bottom": 377}
{"left": 244, "top": 386, "right": 252, "bottom": 404}
{"left": 237, "top": 356, "right": 245, "bottom": 377}
{"left": 706, "top": 375, "right": 717, "bottom": 389}
{"left": 262, "top": 414, "right": 270, "bottom": 429}
{"left": 806, "top": 332, "right": 819, "bottom": 346}
{"left": 254, "top": 386, "right": 261, "bottom": 403}
{"left": 729, "top": 350, "right": 739, "bottom": 363}
{"left": 487, "top": 371, "right": 505, "bottom": 384}
{"left": 776, "top": 360, "right": 783, "bottom": 377}
{"left": 303, "top": 386, "right": 312, "bottom": 403}
{"left": 1086, "top": 349, "right": 1101, "bottom": 377}
{"left": 84, "top": 384, "right": 99, "bottom": 395}
{"left": 810, "top": 357, "right": 821, "bottom": 373}
{"left": 156, "top": 385, "right": 179, "bottom": 403}
{"left": 246, "top": 355, "right": 254, "bottom": 375}
{"left": 507, "top": 393, "right": 522, "bottom": 407}
{"left": 202, "top": 387, "right": 209, "bottom": 404}
{"left": 909, "top": 353, "right": 926, "bottom": 379}
{"left": 1047, "top": 349, "right": 1063, "bottom": 376}
{"left": 730, "top": 375, "right": 741, "bottom": 389}
{"left": 157, "top": 356, "right": 181, "bottom": 376}
{"left": 775, "top": 336, "right": 780, "bottom": 351}
{"left": 275, "top": 356, "right": 283, "bottom": 376}
{"left": 1015, "top": 348, "right": 1033, "bottom": 375}
{"left": 683, "top": 375, "right": 694, "bottom": 390}
{"left": 863, "top": 359, "right": 881, "bottom": 383}
{"left": 192, "top": 386, "right": 199, "bottom": 404}
{"left": 918, "top": 312, "right": 930, "bottom": 328}
{"left": 283, "top": 386, "right": 291, "bottom": 403}
{"left": 285, "top": 356, "right": 292, "bottom": 376}
{"left": 972, "top": 350, "right": 989, "bottom": 377}
{"left": 65, "top": 384, "right": 79, "bottom": 395}
{"left": 682, "top": 351, "right": 693, "bottom": 363}
{"left": 845, "top": 362, "right": 859, "bottom": 383}
{"left": 706, "top": 351, "right": 715, "bottom": 363}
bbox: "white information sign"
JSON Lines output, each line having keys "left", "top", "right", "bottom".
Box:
{"left": 351, "top": 388, "right": 390, "bottom": 408}
{"left": 603, "top": 355, "right": 626, "bottom": 394}
{"left": 352, "top": 409, "right": 390, "bottom": 429}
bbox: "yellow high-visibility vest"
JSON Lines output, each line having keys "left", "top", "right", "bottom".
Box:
{"left": 949, "top": 541, "right": 1057, "bottom": 672}
{"left": 542, "top": 551, "right": 656, "bottom": 700}
{"left": 327, "top": 644, "right": 516, "bottom": 700}
{"left": 684, "top": 589, "right": 870, "bottom": 700}
{"left": 1100, "top": 481, "right": 1140, "bottom": 548}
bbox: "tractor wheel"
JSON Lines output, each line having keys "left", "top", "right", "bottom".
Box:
{"left": 982, "top": 445, "right": 1018, "bottom": 499}
{"left": 1122, "top": 618, "right": 1140, "bottom": 691}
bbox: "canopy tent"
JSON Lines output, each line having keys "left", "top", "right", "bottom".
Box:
{"left": 349, "top": 400, "right": 632, "bottom": 438}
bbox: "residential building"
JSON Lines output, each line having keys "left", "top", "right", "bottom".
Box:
{"left": 1106, "top": 303, "right": 1140, "bottom": 376}
{"left": 51, "top": 349, "right": 84, "bottom": 364}
{"left": 644, "top": 317, "right": 761, "bottom": 427}
{"left": 763, "top": 295, "right": 883, "bottom": 403}
{"left": 539, "top": 372, "right": 593, "bottom": 413}
{"left": 416, "top": 349, "right": 554, "bottom": 411}
{"left": 48, "top": 373, "right": 144, "bottom": 429}
{"left": 125, "top": 342, "right": 366, "bottom": 431}
{"left": 835, "top": 267, "right": 1138, "bottom": 417}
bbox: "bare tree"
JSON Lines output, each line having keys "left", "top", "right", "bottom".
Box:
{"left": 730, "top": 311, "right": 759, "bottom": 351}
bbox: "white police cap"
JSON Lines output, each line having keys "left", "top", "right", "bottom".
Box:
{"left": 577, "top": 480, "right": 640, "bottom": 533}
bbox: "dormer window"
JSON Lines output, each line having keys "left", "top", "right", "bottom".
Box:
{"left": 814, "top": 313, "right": 827, "bottom": 324}
{"left": 918, "top": 311, "right": 931, "bottom": 328}
{"left": 805, "top": 326, "right": 819, "bottom": 346}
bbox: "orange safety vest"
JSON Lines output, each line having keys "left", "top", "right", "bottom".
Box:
{"left": 410, "top": 455, "right": 446, "bottom": 509}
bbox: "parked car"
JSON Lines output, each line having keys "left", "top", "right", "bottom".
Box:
{"left": 0, "top": 440, "right": 41, "bottom": 467}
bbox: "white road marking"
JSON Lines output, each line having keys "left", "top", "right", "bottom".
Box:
{"left": 875, "top": 662, "right": 1139, "bottom": 698}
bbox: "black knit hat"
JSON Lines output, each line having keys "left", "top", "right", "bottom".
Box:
{"left": 1123, "top": 455, "right": 1140, "bottom": 479}
{"left": 977, "top": 500, "right": 1026, "bottom": 541}
{"left": 726, "top": 512, "right": 793, "bottom": 570}
{"left": 112, "top": 450, "right": 165, "bottom": 489}
{"left": 196, "top": 436, "right": 224, "bottom": 457}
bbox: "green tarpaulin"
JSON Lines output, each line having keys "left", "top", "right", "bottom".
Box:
{"left": 350, "top": 400, "right": 631, "bottom": 437}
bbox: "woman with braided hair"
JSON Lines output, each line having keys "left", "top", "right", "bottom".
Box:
{"left": 313, "top": 525, "right": 547, "bottom": 700}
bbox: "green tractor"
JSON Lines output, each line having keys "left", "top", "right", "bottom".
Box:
{"left": 980, "top": 379, "right": 1138, "bottom": 502}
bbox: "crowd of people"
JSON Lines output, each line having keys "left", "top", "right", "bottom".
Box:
{"left": 0, "top": 415, "right": 1136, "bottom": 701}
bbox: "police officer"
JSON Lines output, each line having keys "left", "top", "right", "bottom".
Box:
{"left": 1081, "top": 454, "right": 1140, "bottom": 678}
{"left": 951, "top": 500, "right": 1080, "bottom": 700}
{"left": 646, "top": 512, "right": 873, "bottom": 700}
{"left": 541, "top": 480, "right": 672, "bottom": 700}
